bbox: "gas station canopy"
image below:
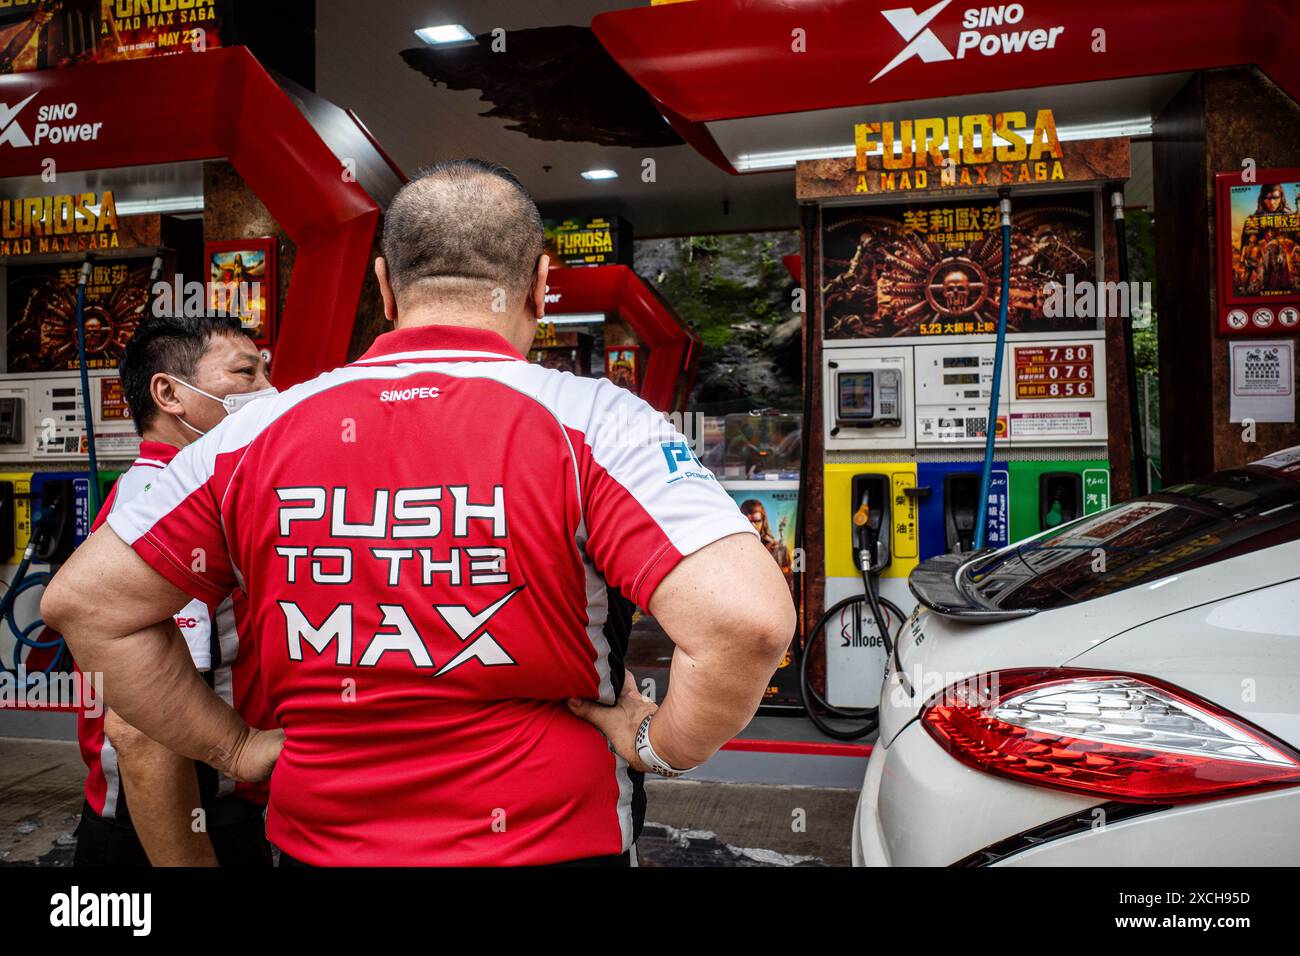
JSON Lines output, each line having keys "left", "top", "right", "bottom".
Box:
{"left": 593, "top": 0, "right": 1298, "bottom": 175}
{"left": 0, "top": 46, "right": 398, "bottom": 387}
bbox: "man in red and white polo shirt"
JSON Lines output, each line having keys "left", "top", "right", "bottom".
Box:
{"left": 45, "top": 159, "right": 795, "bottom": 867}
{"left": 75, "top": 315, "right": 276, "bottom": 867}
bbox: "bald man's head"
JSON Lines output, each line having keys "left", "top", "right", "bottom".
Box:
{"left": 381, "top": 159, "right": 545, "bottom": 313}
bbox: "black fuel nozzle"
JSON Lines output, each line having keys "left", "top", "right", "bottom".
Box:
{"left": 30, "top": 491, "right": 65, "bottom": 554}
{"left": 30, "top": 481, "right": 76, "bottom": 565}
{"left": 953, "top": 506, "right": 977, "bottom": 553}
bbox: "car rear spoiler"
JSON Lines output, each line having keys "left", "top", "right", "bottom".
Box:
{"left": 908, "top": 551, "right": 1040, "bottom": 623}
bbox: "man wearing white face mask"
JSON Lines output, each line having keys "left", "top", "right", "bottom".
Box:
{"left": 73, "top": 315, "right": 278, "bottom": 868}
{"left": 166, "top": 367, "right": 279, "bottom": 432}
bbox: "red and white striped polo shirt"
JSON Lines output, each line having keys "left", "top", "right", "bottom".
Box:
{"left": 106, "top": 324, "right": 754, "bottom": 866}
{"left": 79, "top": 441, "right": 273, "bottom": 820}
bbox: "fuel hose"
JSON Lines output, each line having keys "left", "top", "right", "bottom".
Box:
{"left": 75, "top": 256, "right": 101, "bottom": 514}
{"left": 0, "top": 494, "right": 66, "bottom": 677}
{"left": 799, "top": 559, "right": 905, "bottom": 741}
{"left": 973, "top": 191, "right": 1013, "bottom": 550}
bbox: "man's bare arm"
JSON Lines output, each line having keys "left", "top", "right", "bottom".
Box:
{"left": 105, "top": 707, "right": 220, "bottom": 866}
{"left": 569, "top": 532, "right": 794, "bottom": 769}
{"left": 41, "top": 526, "right": 281, "bottom": 782}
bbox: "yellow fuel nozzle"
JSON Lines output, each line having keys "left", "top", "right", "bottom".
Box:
{"left": 853, "top": 501, "right": 871, "bottom": 527}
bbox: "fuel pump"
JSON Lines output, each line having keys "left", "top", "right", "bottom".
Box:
{"left": 0, "top": 480, "right": 76, "bottom": 677}
{"left": 0, "top": 252, "right": 125, "bottom": 678}
{"left": 800, "top": 474, "right": 907, "bottom": 740}
{"left": 812, "top": 175, "right": 1123, "bottom": 741}
{"left": 0, "top": 249, "right": 156, "bottom": 684}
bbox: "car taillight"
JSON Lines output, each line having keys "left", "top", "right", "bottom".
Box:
{"left": 921, "top": 668, "right": 1300, "bottom": 803}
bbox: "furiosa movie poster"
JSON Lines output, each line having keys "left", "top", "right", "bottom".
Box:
{"left": 724, "top": 484, "right": 798, "bottom": 596}
{"left": 6, "top": 257, "right": 151, "bottom": 373}
{"left": 724, "top": 481, "right": 800, "bottom": 706}
{"left": 820, "top": 193, "right": 1098, "bottom": 340}
{"left": 1227, "top": 180, "right": 1300, "bottom": 300}
{"left": 0, "top": 0, "right": 226, "bottom": 74}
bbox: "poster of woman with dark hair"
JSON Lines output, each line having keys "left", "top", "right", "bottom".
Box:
{"left": 725, "top": 484, "right": 798, "bottom": 597}
{"left": 1233, "top": 181, "right": 1300, "bottom": 297}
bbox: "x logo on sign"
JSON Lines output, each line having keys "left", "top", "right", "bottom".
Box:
{"left": 432, "top": 585, "right": 523, "bottom": 677}
{"left": 872, "top": 0, "right": 954, "bottom": 83}
{"left": 0, "top": 92, "right": 37, "bottom": 148}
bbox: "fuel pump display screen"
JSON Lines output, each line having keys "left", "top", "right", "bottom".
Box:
{"left": 942, "top": 356, "right": 982, "bottom": 386}
{"left": 837, "top": 368, "right": 901, "bottom": 424}
{"left": 838, "top": 372, "right": 874, "bottom": 420}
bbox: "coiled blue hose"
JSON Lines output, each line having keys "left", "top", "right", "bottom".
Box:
{"left": 0, "top": 525, "right": 59, "bottom": 680}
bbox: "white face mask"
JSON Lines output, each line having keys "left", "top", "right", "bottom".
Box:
{"left": 169, "top": 375, "right": 278, "bottom": 435}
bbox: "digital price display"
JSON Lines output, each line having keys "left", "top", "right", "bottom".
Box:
{"left": 1014, "top": 344, "right": 1095, "bottom": 400}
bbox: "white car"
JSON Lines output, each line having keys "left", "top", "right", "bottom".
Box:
{"left": 853, "top": 447, "right": 1300, "bottom": 866}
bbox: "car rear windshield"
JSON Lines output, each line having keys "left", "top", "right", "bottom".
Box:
{"left": 961, "top": 467, "right": 1300, "bottom": 612}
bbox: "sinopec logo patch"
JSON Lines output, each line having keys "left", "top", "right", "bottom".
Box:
{"left": 661, "top": 440, "right": 712, "bottom": 484}
{"left": 873, "top": 2, "right": 1065, "bottom": 83}
{"left": 0, "top": 94, "right": 105, "bottom": 149}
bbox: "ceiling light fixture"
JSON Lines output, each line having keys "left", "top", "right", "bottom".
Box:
{"left": 415, "top": 24, "right": 474, "bottom": 45}
{"left": 580, "top": 168, "right": 619, "bottom": 181}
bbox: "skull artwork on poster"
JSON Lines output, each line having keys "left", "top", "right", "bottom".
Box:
{"left": 942, "top": 269, "right": 972, "bottom": 311}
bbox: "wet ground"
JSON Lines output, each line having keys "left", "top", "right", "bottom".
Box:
{"left": 0, "top": 738, "right": 82, "bottom": 867}
{"left": 640, "top": 779, "right": 857, "bottom": 866}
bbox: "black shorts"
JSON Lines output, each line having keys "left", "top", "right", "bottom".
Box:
{"left": 277, "top": 848, "right": 634, "bottom": 868}
{"left": 74, "top": 800, "right": 273, "bottom": 867}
